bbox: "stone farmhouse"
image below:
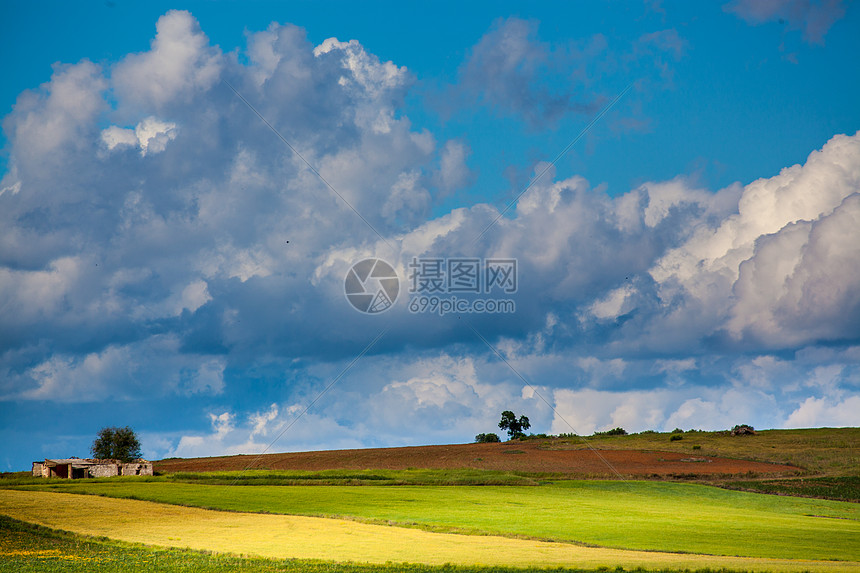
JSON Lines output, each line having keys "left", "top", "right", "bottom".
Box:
{"left": 32, "top": 458, "right": 153, "bottom": 479}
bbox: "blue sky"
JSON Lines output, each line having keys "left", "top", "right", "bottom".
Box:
{"left": 1, "top": 1, "right": 859, "bottom": 470}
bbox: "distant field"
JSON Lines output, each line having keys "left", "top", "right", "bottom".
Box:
{"left": 10, "top": 479, "right": 859, "bottom": 561}
{"left": 152, "top": 428, "right": 858, "bottom": 478}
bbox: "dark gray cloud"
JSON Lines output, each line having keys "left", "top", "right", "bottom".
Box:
{"left": 724, "top": 0, "right": 847, "bottom": 44}
{"left": 459, "top": 18, "right": 592, "bottom": 127}
{"left": 456, "top": 18, "right": 687, "bottom": 129}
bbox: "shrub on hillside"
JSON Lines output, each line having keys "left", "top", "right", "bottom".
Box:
{"left": 475, "top": 433, "right": 501, "bottom": 443}
{"left": 670, "top": 434, "right": 683, "bottom": 441}
{"left": 731, "top": 424, "right": 756, "bottom": 436}
{"left": 594, "top": 427, "right": 627, "bottom": 436}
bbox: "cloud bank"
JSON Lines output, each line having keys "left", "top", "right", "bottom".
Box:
{"left": 0, "top": 10, "right": 857, "bottom": 463}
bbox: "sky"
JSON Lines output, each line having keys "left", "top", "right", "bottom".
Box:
{"left": 1, "top": 0, "right": 859, "bottom": 471}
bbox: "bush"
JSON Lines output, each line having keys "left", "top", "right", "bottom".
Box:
{"left": 670, "top": 434, "right": 683, "bottom": 441}
{"left": 731, "top": 424, "right": 756, "bottom": 436}
{"left": 671, "top": 428, "right": 684, "bottom": 434}
{"left": 594, "top": 427, "right": 627, "bottom": 436}
{"left": 639, "top": 430, "right": 658, "bottom": 434}
{"left": 475, "top": 433, "right": 501, "bottom": 443}
{"left": 692, "top": 445, "right": 702, "bottom": 450}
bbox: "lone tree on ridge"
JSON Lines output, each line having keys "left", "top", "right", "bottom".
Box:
{"left": 91, "top": 426, "right": 142, "bottom": 462}
{"left": 498, "top": 410, "right": 530, "bottom": 440}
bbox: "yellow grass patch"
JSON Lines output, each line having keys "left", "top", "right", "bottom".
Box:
{"left": 0, "top": 489, "right": 855, "bottom": 572}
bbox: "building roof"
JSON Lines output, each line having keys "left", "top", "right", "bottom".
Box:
{"left": 45, "top": 458, "right": 113, "bottom": 466}
{"left": 43, "top": 458, "right": 151, "bottom": 465}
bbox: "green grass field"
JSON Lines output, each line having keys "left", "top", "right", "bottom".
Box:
{"left": 167, "top": 468, "right": 543, "bottom": 486}
{"left": 3, "top": 490, "right": 857, "bottom": 573}
{"left": 0, "top": 468, "right": 541, "bottom": 488}
{"left": 10, "top": 479, "right": 859, "bottom": 561}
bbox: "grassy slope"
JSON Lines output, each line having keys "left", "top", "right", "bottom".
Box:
{"left": 553, "top": 428, "right": 860, "bottom": 476}
{"left": 12, "top": 480, "right": 859, "bottom": 561}
{"left": 724, "top": 476, "right": 860, "bottom": 501}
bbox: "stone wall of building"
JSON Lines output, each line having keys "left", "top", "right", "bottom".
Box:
{"left": 32, "top": 458, "right": 153, "bottom": 478}
{"left": 88, "top": 463, "right": 119, "bottom": 478}
{"left": 120, "top": 462, "right": 153, "bottom": 476}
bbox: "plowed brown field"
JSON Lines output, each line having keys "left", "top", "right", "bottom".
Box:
{"left": 155, "top": 440, "right": 797, "bottom": 477}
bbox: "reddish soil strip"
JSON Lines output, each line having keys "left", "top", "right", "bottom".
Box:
{"left": 155, "top": 441, "right": 797, "bottom": 477}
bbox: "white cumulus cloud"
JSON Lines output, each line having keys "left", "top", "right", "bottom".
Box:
{"left": 101, "top": 116, "right": 177, "bottom": 156}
